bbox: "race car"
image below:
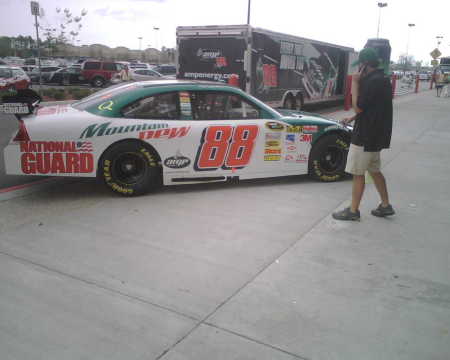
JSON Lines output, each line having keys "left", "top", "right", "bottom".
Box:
{"left": 2, "top": 80, "right": 351, "bottom": 196}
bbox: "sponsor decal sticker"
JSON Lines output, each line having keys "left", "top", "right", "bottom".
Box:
{"left": 164, "top": 151, "right": 191, "bottom": 169}
{"left": 286, "top": 144, "right": 297, "bottom": 153}
{"left": 264, "top": 155, "right": 281, "bottom": 161}
{"left": 139, "top": 126, "right": 191, "bottom": 140}
{"left": 179, "top": 91, "right": 192, "bottom": 117}
{"left": 79, "top": 122, "right": 168, "bottom": 139}
{"left": 265, "top": 122, "right": 284, "bottom": 131}
{"left": 264, "top": 148, "right": 281, "bottom": 155}
{"left": 285, "top": 134, "right": 295, "bottom": 145}
{"left": 285, "top": 154, "right": 308, "bottom": 163}
{"left": 0, "top": 102, "right": 29, "bottom": 114}
{"left": 303, "top": 125, "right": 318, "bottom": 133}
{"left": 98, "top": 100, "right": 114, "bottom": 111}
{"left": 265, "top": 140, "right": 281, "bottom": 147}
{"left": 286, "top": 125, "right": 303, "bottom": 133}
{"left": 19, "top": 141, "right": 94, "bottom": 174}
{"left": 265, "top": 132, "right": 281, "bottom": 141}
{"left": 299, "top": 134, "right": 313, "bottom": 142}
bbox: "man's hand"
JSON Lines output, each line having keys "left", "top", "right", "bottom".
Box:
{"left": 341, "top": 115, "right": 355, "bottom": 125}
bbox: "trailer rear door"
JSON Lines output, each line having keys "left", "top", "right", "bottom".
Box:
{"left": 177, "top": 37, "right": 247, "bottom": 89}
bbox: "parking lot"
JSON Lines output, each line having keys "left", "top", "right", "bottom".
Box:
{"left": 1, "top": 89, "right": 449, "bottom": 359}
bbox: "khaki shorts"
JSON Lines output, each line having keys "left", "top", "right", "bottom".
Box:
{"left": 345, "top": 144, "right": 381, "bottom": 175}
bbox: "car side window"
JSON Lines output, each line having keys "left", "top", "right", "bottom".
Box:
{"left": 149, "top": 70, "right": 160, "bottom": 77}
{"left": 135, "top": 70, "right": 145, "bottom": 75}
{"left": 103, "top": 63, "right": 116, "bottom": 71}
{"left": 84, "top": 62, "right": 101, "bottom": 70}
{"left": 121, "top": 92, "right": 180, "bottom": 120}
{"left": 189, "top": 91, "right": 261, "bottom": 120}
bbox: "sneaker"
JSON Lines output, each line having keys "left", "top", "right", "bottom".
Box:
{"left": 332, "top": 207, "right": 361, "bottom": 221}
{"left": 371, "top": 204, "right": 395, "bottom": 217}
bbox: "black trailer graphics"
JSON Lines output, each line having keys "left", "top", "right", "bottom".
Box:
{"left": 178, "top": 37, "right": 247, "bottom": 89}
{"left": 177, "top": 25, "right": 354, "bottom": 109}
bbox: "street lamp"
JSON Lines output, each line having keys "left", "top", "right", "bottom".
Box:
{"left": 138, "top": 36, "right": 143, "bottom": 51}
{"left": 377, "top": 2, "right": 388, "bottom": 38}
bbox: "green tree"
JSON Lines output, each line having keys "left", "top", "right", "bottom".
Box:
{"left": 40, "top": 7, "right": 87, "bottom": 55}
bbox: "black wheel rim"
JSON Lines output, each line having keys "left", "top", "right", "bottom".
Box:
{"left": 318, "top": 145, "right": 345, "bottom": 173}
{"left": 111, "top": 152, "right": 146, "bottom": 185}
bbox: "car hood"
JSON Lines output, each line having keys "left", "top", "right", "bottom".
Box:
{"left": 277, "top": 109, "right": 340, "bottom": 126}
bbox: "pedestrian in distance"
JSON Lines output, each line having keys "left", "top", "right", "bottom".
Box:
{"left": 435, "top": 70, "right": 444, "bottom": 97}
{"left": 333, "top": 48, "right": 395, "bottom": 221}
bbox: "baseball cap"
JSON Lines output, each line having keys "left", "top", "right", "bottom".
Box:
{"left": 352, "top": 47, "right": 380, "bottom": 66}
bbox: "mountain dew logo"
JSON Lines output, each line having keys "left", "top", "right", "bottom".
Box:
{"left": 79, "top": 122, "right": 168, "bottom": 139}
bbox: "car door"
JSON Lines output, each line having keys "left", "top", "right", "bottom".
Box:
{"left": 118, "top": 91, "right": 193, "bottom": 181}
{"left": 184, "top": 90, "right": 286, "bottom": 180}
{"left": 11, "top": 68, "right": 29, "bottom": 89}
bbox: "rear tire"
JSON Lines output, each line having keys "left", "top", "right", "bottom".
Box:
{"left": 99, "top": 141, "right": 161, "bottom": 196}
{"left": 296, "top": 93, "right": 304, "bottom": 110}
{"left": 308, "top": 134, "right": 349, "bottom": 182}
{"left": 92, "top": 77, "right": 105, "bottom": 87}
{"left": 283, "top": 95, "right": 296, "bottom": 110}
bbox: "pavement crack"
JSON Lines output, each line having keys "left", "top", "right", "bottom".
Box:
{"left": 0, "top": 250, "right": 199, "bottom": 323}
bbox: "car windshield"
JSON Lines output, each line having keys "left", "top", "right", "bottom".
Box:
{"left": 72, "top": 82, "right": 139, "bottom": 110}
{"left": 0, "top": 68, "right": 13, "bottom": 78}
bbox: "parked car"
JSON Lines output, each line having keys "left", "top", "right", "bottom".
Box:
{"left": 21, "top": 65, "right": 37, "bottom": 76}
{"left": 418, "top": 72, "right": 430, "bottom": 81}
{"left": 81, "top": 60, "right": 124, "bottom": 87}
{"left": 0, "top": 65, "right": 30, "bottom": 91}
{"left": 130, "top": 68, "right": 164, "bottom": 81}
{"left": 129, "top": 62, "right": 151, "bottom": 70}
{"left": 48, "top": 67, "right": 86, "bottom": 85}
{"left": 153, "top": 64, "right": 176, "bottom": 78}
{"left": 29, "top": 66, "right": 62, "bottom": 83}
{"left": 2, "top": 80, "right": 351, "bottom": 196}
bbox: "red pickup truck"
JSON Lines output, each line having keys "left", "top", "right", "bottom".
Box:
{"left": 81, "top": 61, "right": 124, "bottom": 87}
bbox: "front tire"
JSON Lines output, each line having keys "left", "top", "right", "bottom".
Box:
{"left": 309, "top": 134, "right": 349, "bottom": 182}
{"left": 99, "top": 141, "right": 161, "bottom": 196}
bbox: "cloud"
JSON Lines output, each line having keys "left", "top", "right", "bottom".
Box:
{"left": 93, "top": 7, "right": 109, "bottom": 17}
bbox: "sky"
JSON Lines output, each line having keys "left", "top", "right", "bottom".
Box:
{"left": 0, "top": 0, "right": 449, "bottom": 64}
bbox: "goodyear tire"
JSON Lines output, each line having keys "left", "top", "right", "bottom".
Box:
{"left": 309, "top": 134, "right": 349, "bottom": 182}
{"left": 100, "top": 141, "right": 161, "bottom": 196}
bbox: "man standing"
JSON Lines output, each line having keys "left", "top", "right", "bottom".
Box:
{"left": 333, "top": 48, "right": 395, "bottom": 221}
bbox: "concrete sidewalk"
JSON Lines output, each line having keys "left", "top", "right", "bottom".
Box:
{"left": 0, "top": 90, "right": 449, "bottom": 360}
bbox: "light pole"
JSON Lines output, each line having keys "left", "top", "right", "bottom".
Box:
{"left": 436, "top": 36, "right": 443, "bottom": 49}
{"left": 153, "top": 27, "right": 160, "bottom": 50}
{"left": 404, "top": 23, "right": 415, "bottom": 72}
{"left": 247, "top": 0, "right": 251, "bottom": 25}
{"left": 377, "top": 2, "right": 388, "bottom": 38}
{"left": 406, "top": 23, "right": 415, "bottom": 55}
{"left": 138, "top": 36, "right": 143, "bottom": 51}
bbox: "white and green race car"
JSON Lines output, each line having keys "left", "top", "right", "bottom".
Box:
{"left": 2, "top": 80, "right": 351, "bottom": 196}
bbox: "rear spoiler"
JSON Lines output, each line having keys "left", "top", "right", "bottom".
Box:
{"left": 0, "top": 88, "right": 42, "bottom": 117}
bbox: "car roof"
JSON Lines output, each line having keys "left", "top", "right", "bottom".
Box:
{"left": 0, "top": 65, "right": 22, "bottom": 70}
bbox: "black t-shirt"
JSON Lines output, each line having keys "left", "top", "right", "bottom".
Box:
{"left": 351, "top": 69, "right": 393, "bottom": 151}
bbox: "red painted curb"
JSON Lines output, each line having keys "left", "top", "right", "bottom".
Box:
{"left": 0, "top": 178, "right": 55, "bottom": 194}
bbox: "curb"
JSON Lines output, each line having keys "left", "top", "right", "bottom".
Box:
{"left": 0, "top": 178, "right": 74, "bottom": 202}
